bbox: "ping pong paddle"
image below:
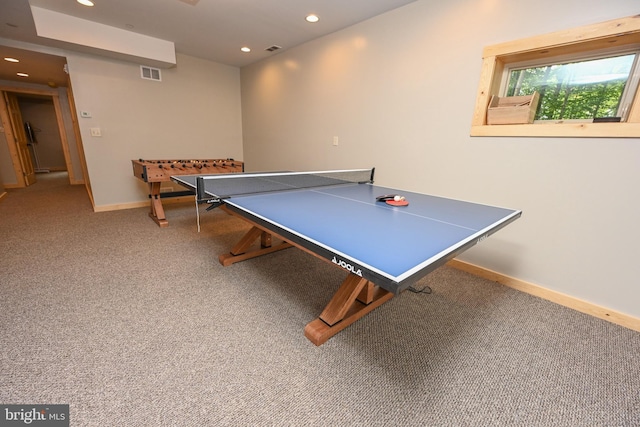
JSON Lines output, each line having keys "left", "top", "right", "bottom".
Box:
{"left": 386, "top": 199, "right": 408, "bottom": 206}
{"left": 376, "top": 194, "right": 409, "bottom": 206}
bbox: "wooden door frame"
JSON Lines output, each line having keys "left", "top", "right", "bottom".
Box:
{"left": 65, "top": 79, "right": 93, "bottom": 205}
{"left": 0, "top": 92, "right": 27, "bottom": 187}
{"left": 4, "top": 92, "right": 37, "bottom": 186}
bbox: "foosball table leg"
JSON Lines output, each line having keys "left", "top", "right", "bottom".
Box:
{"left": 148, "top": 182, "right": 169, "bottom": 227}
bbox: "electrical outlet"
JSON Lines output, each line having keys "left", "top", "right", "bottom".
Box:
{"left": 90, "top": 128, "right": 102, "bottom": 137}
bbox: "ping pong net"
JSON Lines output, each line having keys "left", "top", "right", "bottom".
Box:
{"left": 195, "top": 168, "right": 375, "bottom": 207}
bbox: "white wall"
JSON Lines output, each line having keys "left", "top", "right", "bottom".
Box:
{"left": 67, "top": 52, "right": 243, "bottom": 207}
{"left": 240, "top": 0, "right": 640, "bottom": 318}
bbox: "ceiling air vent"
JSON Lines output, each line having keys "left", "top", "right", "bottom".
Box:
{"left": 265, "top": 45, "right": 282, "bottom": 52}
{"left": 140, "top": 65, "right": 161, "bottom": 81}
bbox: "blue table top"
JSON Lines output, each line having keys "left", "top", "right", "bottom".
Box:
{"left": 173, "top": 173, "right": 521, "bottom": 294}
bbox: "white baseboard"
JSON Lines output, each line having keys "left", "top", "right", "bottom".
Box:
{"left": 447, "top": 259, "right": 640, "bottom": 333}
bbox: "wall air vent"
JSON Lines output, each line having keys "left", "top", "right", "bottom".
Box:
{"left": 140, "top": 65, "right": 161, "bottom": 81}
{"left": 265, "top": 45, "right": 282, "bottom": 52}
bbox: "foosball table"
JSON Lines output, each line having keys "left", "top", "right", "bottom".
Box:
{"left": 132, "top": 158, "right": 244, "bottom": 227}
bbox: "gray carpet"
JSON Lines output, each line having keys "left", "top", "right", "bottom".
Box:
{"left": 1, "top": 172, "right": 639, "bottom": 426}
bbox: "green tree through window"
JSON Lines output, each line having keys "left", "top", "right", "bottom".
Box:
{"left": 506, "top": 54, "right": 636, "bottom": 121}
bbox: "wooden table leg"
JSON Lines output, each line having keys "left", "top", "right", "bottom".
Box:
{"left": 219, "top": 226, "right": 292, "bottom": 266}
{"left": 217, "top": 208, "right": 394, "bottom": 345}
{"left": 148, "top": 182, "right": 169, "bottom": 227}
{"left": 304, "top": 274, "right": 393, "bottom": 346}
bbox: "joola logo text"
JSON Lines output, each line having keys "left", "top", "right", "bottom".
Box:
{"left": 332, "top": 257, "right": 362, "bottom": 276}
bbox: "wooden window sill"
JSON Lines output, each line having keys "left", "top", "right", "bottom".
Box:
{"left": 471, "top": 122, "right": 640, "bottom": 138}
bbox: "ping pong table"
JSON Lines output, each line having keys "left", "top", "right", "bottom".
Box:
{"left": 172, "top": 168, "right": 521, "bottom": 345}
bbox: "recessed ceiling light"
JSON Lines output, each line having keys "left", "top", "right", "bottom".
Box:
{"left": 241, "top": 47, "right": 251, "bottom": 53}
{"left": 306, "top": 14, "right": 319, "bottom": 23}
{"left": 4, "top": 57, "right": 19, "bottom": 63}
{"left": 77, "top": 0, "right": 95, "bottom": 6}
{"left": 17, "top": 73, "right": 29, "bottom": 77}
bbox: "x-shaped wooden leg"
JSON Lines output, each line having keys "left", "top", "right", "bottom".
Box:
{"left": 304, "top": 273, "right": 393, "bottom": 346}
{"left": 218, "top": 225, "right": 292, "bottom": 266}
{"left": 148, "top": 182, "right": 169, "bottom": 227}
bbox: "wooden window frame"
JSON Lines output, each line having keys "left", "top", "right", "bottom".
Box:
{"left": 471, "top": 15, "right": 640, "bottom": 138}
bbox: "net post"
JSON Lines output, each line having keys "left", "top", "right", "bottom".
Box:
{"left": 196, "top": 176, "right": 206, "bottom": 202}
{"left": 370, "top": 167, "right": 375, "bottom": 183}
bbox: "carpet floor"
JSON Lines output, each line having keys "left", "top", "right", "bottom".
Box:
{"left": 1, "top": 173, "right": 639, "bottom": 426}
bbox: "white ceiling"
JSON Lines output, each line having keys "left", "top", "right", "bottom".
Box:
{"left": 0, "top": 0, "right": 416, "bottom": 87}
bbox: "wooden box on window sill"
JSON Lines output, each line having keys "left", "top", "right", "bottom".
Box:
{"left": 487, "top": 92, "right": 539, "bottom": 125}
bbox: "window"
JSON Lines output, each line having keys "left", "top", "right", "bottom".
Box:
{"left": 504, "top": 50, "right": 639, "bottom": 122}
{"left": 471, "top": 15, "right": 640, "bottom": 138}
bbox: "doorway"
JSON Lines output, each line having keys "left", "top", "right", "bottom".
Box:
{"left": 0, "top": 84, "right": 94, "bottom": 209}
{"left": 19, "top": 94, "right": 66, "bottom": 174}
{"left": 0, "top": 46, "right": 92, "bottom": 205}
{"left": 0, "top": 87, "right": 85, "bottom": 187}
